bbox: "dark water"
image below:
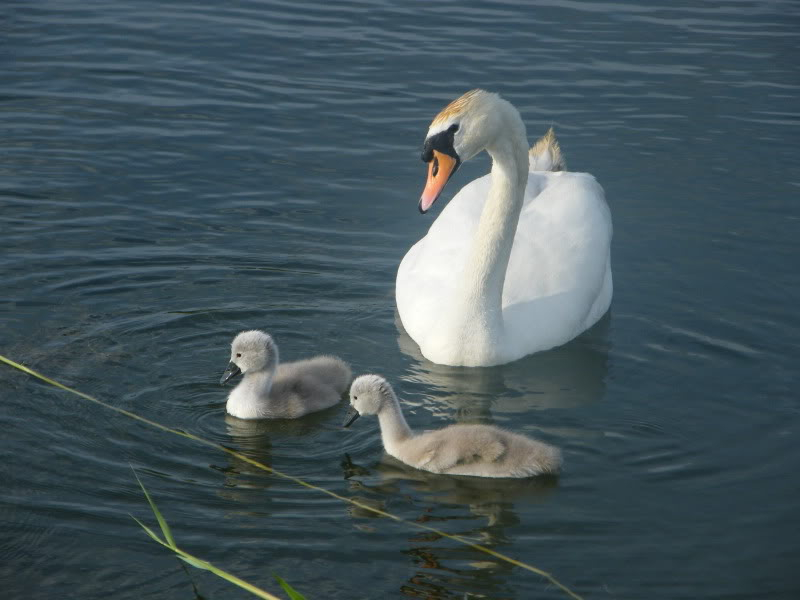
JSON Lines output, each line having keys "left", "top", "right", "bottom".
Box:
{"left": 2, "top": 1, "right": 798, "bottom": 598}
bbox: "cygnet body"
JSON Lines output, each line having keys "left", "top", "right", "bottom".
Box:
{"left": 344, "top": 375, "right": 561, "bottom": 478}
{"left": 221, "top": 330, "right": 351, "bottom": 419}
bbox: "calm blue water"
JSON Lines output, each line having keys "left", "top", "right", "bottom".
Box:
{"left": 2, "top": 1, "right": 798, "bottom": 598}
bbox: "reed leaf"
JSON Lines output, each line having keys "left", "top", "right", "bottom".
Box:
{"left": 130, "top": 515, "right": 166, "bottom": 546}
{"left": 274, "top": 574, "right": 307, "bottom": 600}
{"left": 131, "top": 471, "right": 294, "bottom": 600}
{"left": 176, "top": 554, "right": 210, "bottom": 570}
{"left": 131, "top": 466, "right": 175, "bottom": 548}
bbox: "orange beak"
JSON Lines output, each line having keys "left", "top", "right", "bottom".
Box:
{"left": 419, "top": 150, "right": 460, "bottom": 213}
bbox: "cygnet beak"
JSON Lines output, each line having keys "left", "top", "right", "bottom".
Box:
{"left": 220, "top": 361, "right": 242, "bottom": 385}
{"left": 342, "top": 405, "right": 360, "bottom": 428}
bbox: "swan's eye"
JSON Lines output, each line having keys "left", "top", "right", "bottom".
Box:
{"left": 353, "top": 395, "right": 358, "bottom": 400}
{"left": 449, "top": 123, "right": 459, "bottom": 133}
{"left": 236, "top": 353, "right": 241, "bottom": 358}
{"left": 432, "top": 156, "right": 439, "bottom": 177}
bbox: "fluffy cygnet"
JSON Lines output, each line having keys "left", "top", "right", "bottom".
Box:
{"left": 221, "top": 330, "right": 351, "bottom": 419}
{"left": 343, "top": 375, "right": 561, "bottom": 478}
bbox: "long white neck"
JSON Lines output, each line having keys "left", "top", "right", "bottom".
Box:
{"left": 377, "top": 392, "right": 413, "bottom": 457}
{"left": 452, "top": 114, "right": 528, "bottom": 357}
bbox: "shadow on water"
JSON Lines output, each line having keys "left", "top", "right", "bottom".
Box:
{"left": 341, "top": 453, "right": 559, "bottom": 599}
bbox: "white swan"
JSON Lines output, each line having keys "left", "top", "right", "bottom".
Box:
{"left": 220, "top": 330, "right": 351, "bottom": 419}
{"left": 343, "top": 375, "right": 561, "bottom": 478}
{"left": 396, "top": 89, "right": 613, "bottom": 366}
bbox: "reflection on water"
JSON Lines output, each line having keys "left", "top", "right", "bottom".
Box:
{"left": 342, "top": 453, "right": 558, "bottom": 599}
{"left": 211, "top": 416, "right": 276, "bottom": 511}
{"left": 224, "top": 410, "right": 335, "bottom": 444}
{"left": 354, "top": 454, "right": 558, "bottom": 514}
{"left": 399, "top": 548, "right": 515, "bottom": 600}
{"left": 213, "top": 410, "right": 337, "bottom": 510}
{"left": 342, "top": 453, "right": 557, "bottom": 528}
{"left": 397, "top": 312, "right": 611, "bottom": 420}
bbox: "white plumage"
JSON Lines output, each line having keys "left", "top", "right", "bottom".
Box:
{"left": 397, "top": 90, "right": 613, "bottom": 366}
{"left": 221, "top": 330, "right": 351, "bottom": 419}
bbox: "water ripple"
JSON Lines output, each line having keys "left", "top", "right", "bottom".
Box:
{"left": 2, "top": 1, "right": 799, "bottom": 598}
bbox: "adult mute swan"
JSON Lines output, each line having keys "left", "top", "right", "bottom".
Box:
{"left": 396, "top": 90, "right": 612, "bottom": 367}
{"left": 343, "top": 375, "right": 561, "bottom": 478}
{"left": 220, "top": 330, "right": 351, "bottom": 419}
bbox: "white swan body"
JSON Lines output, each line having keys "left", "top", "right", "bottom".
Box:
{"left": 396, "top": 90, "right": 612, "bottom": 366}
{"left": 343, "top": 375, "right": 561, "bottom": 478}
{"left": 221, "top": 330, "right": 351, "bottom": 419}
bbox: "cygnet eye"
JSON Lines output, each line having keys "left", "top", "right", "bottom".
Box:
{"left": 236, "top": 353, "right": 241, "bottom": 358}
{"left": 353, "top": 395, "right": 358, "bottom": 400}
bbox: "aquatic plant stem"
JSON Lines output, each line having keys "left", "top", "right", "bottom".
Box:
{"left": 0, "top": 352, "right": 584, "bottom": 600}
{"left": 132, "top": 466, "right": 299, "bottom": 600}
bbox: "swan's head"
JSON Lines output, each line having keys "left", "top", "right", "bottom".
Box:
{"left": 220, "top": 330, "right": 279, "bottom": 385}
{"left": 419, "top": 89, "right": 524, "bottom": 213}
{"left": 343, "top": 374, "right": 394, "bottom": 427}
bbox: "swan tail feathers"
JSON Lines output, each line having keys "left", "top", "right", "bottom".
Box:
{"left": 528, "top": 127, "right": 566, "bottom": 172}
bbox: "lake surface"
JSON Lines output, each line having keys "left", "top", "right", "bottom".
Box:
{"left": 2, "top": 1, "right": 798, "bottom": 598}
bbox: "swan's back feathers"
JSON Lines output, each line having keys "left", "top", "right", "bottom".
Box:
{"left": 276, "top": 355, "right": 352, "bottom": 395}
{"left": 261, "top": 356, "right": 349, "bottom": 418}
{"left": 529, "top": 127, "right": 566, "bottom": 172}
{"left": 396, "top": 423, "right": 560, "bottom": 478}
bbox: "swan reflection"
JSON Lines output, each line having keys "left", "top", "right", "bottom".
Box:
{"left": 342, "top": 453, "right": 557, "bottom": 598}
{"left": 397, "top": 311, "right": 611, "bottom": 418}
{"left": 213, "top": 410, "right": 335, "bottom": 510}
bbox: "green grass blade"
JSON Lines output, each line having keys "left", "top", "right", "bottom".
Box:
{"left": 130, "top": 476, "right": 287, "bottom": 600}
{"left": 200, "top": 559, "right": 284, "bottom": 599}
{"left": 274, "top": 574, "right": 307, "bottom": 600}
{"left": 170, "top": 546, "right": 284, "bottom": 600}
{"left": 131, "top": 515, "right": 168, "bottom": 546}
{"left": 177, "top": 554, "right": 213, "bottom": 570}
{"left": 131, "top": 466, "right": 176, "bottom": 548}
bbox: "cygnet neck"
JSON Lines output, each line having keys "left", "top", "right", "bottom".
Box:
{"left": 242, "top": 367, "right": 275, "bottom": 397}
{"left": 377, "top": 390, "right": 413, "bottom": 451}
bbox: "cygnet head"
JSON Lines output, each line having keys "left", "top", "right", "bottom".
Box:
{"left": 220, "top": 330, "right": 279, "bottom": 385}
{"left": 342, "top": 374, "right": 394, "bottom": 427}
{"left": 419, "top": 89, "right": 525, "bottom": 213}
